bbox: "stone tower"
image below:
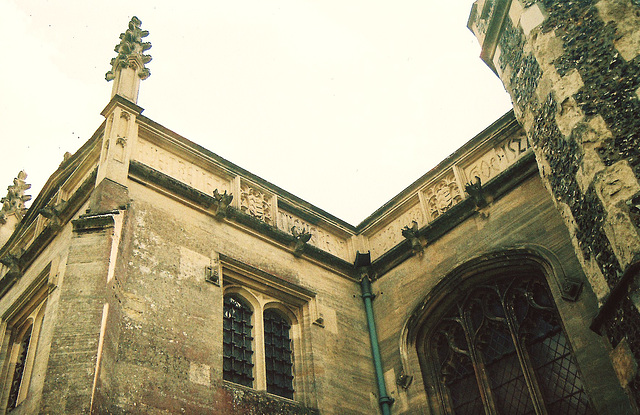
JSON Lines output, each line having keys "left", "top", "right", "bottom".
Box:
{"left": 469, "top": 0, "right": 640, "bottom": 405}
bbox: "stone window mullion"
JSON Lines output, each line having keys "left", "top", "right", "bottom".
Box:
{"left": 254, "top": 303, "right": 266, "bottom": 391}
{"left": 502, "top": 297, "right": 549, "bottom": 415}
{"left": 460, "top": 309, "right": 500, "bottom": 415}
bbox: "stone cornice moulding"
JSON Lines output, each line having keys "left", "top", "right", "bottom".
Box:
{"left": 356, "top": 110, "right": 518, "bottom": 231}
{"left": 100, "top": 94, "right": 144, "bottom": 118}
{"left": 134, "top": 115, "right": 356, "bottom": 233}
{"left": 127, "top": 161, "right": 357, "bottom": 280}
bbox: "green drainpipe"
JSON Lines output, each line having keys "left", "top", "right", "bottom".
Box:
{"left": 357, "top": 252, "right": 393, "bottom": 415}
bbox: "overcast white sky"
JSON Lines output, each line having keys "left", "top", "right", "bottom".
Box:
{"left": 0, "top": 0, "right": 512, "bottom": 226}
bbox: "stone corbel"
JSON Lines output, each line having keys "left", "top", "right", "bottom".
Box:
{"left": 291, "top": 226, "right": 312, "bottom": 257}
{"left": 401, "top": 221, "right": 424, "bottom": 254}
{"left": 212, "top": 189, "right": 233, "bottom": 220}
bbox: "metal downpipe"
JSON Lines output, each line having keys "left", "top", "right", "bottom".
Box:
{"left": 359, "top": 269, "right": 393, "bottom": 415}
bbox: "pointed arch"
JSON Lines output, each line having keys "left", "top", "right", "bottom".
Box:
{"left": 401, "top": 248, "right": 594, "bottom": 414}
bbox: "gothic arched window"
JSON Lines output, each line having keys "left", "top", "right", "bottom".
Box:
{"left": 264, "top": 309, "right": 294, "bottom": 399}
{"left": 425, "top": 275, "right": 593, "bottom": 415}
{"left": 223, "top": 294, "right": 254, "bottom": 387}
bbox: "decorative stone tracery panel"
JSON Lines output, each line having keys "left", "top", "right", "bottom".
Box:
{"left": 240, "top": 182, "right": 274, "bottom": 225}
{"left": 134, "top": 139, "right": 231, "bottom": 195}
{"left": 277, "top": 211, "right": 348, "bottom": 259}
{"left": 422, "top": 173, "right": 463, "bottom": 222}
{"left": 368, "top": 204, "right": 424, "bottom": 259}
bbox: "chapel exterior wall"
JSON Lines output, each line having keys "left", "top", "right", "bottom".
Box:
{"left": 91, "top": 180, "right": 377, "bottom": 414}
{"left": 371, "top": 172, "right": 633, "bottom": 414}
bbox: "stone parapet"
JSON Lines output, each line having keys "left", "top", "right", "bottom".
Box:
{"left": 359, "top": 111, "right": 528, "bottom": 259}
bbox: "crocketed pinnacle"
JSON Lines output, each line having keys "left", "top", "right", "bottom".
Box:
{"left": 105, "top": 16, "right": 152, "bottom": 81}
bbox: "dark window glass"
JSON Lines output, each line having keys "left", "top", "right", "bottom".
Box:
{"left": 434, "top": 321, "right": 483, "bottom": 415}
{"left": 223, "top": 295, "right": 254, "bottom": 387}
{"left": 7, "top": 325, "right": 32, "bottom": 411}
{"left": 264, "top": 309, "right": 294, "bottom": 399}
{"left": 429, "top": 276, "right": 593, "bottom": 415}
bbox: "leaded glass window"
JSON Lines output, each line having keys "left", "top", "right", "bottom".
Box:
{"left": 7, "top": 324, "right": 32, "bottom": 411}
{"left": 429, "top": 275, "right": 593, "bottom": 415}
{"left": 264, "top": 309, "right": 294, "bottom": 399}
{"left": 223, "top": 295, "right": 254, "bottom": 387}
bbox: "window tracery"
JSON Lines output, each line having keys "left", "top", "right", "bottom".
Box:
{"left": 426, "top": 275, "right": 593, "bottom": 415}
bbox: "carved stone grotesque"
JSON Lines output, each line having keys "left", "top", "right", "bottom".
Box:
{"left": 401, "top": 221, "right": 423, "bottom": 254}
{"left": 0, "top": 253, "right": 21, "bottom": 280}
{"left": 39, "top": 200, "right": 68, "bottom": 230}
{"left": 465, "top": 176, "right": 488, "bottom": 209}
{"left": 291, "top": 226, "right": 312, "bottom": 257}
{"left": 0, "top": 171, "right": 31, "bottom": 225}
{"left": 212, "top": 189, "right": 233, "bottom": 219}
{"left": 105, "top": 16, "right": 152, "bottom": 81}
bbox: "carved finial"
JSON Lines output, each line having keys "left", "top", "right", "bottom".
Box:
{"left": 291, "top": 226, "right": 312, "bottom": 257}
{"left": 401, "top": 221, "right": 423, "bottom": 254}
{"left": 105, "top": 16, "right": 152, "bottom": 103}
{"left": 212, "top": 189, "right": 233, "bottom": 219}
{"left": 0, "top": 171, "right": 31, "bottom": 224}
{"left": 106, "top": 16, "right": 152, "bottom": 81}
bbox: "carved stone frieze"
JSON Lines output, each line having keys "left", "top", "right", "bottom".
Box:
{"left": 240, "top": 182, "right": 273, "bottom": 225}
{"left": 135, "top": 140, "right": 231, "bottom": 196}
{"left": 277, "top": 211, "right": 348, "bottom": 259}
{"left": 463, "top": 132, "right": 530, "bottom": 184}
{"left": 423, "top": 173, "right": 463, "bottom": 221}
{"left": 369, "top": 204, "right": 424, "bottom": 258}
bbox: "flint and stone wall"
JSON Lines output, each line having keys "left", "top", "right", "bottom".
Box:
{"left": 470, "top": 0, "right": 640, "bottom": 407}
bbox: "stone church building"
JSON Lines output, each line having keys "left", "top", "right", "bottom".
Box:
{"left": 1, "top": 0, "right": 640, "bottom": 413}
